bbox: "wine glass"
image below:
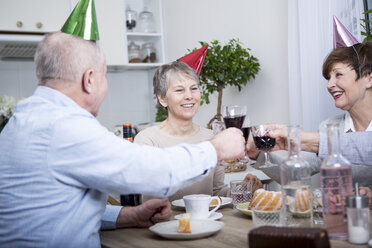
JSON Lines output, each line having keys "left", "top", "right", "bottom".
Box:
{"left": 222, "top": 105, "right": 247, "bottom": 170}
{"left": 251, "top": 125, "right": 277, "bottom": 168}
{"left": 240, "top": 116, "right": 255, "bottom": 165}
{"left": 221, "top": 105, "right": 247, "bottom": 129}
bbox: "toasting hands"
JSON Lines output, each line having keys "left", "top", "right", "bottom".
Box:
{"left": 210, "top": 127, "right": 245, "bottom": 161}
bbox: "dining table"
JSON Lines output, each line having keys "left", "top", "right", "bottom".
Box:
{"left": 100, "top": 202, "right": 371, "bottom": 248}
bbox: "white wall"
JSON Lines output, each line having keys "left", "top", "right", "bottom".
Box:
{"left": 162, "top": 0, "right": 289, "bottom": 126}
{"left": 0, "top": 61, "right": 154, "bottom": 129}
{"left": 0, "top": 0, "right": 289, "bottom": 129}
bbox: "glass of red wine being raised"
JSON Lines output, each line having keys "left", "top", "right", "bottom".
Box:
{"left": 222, "top": 105, "right": 247, "bottom": 170}
{"left": 222, "top": 105, "right": 247, "bottom": 129}
{"left": 251, "top": 124, "right": 277, "bottom": 168}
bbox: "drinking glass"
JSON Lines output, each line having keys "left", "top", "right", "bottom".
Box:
{"left": 221, "top": 105, "right": 247, "bottom": 129}
{"left": 251, "top": 125, "right": 277, "bottom": 168}
{"left": 252, "top": 209, "right": 281, "bottom": 227}
{"left": 230, "top": 180, "right": 252, "bottom": 209}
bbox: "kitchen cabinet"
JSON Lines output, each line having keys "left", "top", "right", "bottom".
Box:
{"left": 0, "top": 0, "right": 70, "bottom": 33}
{"left": 0, "top": 0, "right": 165, "bottom": 69}
{"left": 95, "top": 0, "right": 165, "bottom": 69}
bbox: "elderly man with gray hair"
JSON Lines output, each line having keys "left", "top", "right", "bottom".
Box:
{"left": 0, "top": 30, "right": 245, "bottom": 247}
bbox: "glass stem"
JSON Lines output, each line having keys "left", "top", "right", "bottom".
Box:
{"left": 264, "top": 152, "right": 270, "bottom": 164}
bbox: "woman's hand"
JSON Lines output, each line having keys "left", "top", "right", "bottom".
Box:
{"left": 265, "top": 124, "right": 288, "bottom": 151}
{"left": 246, "top": 138, "right": 260, "bottom": 160}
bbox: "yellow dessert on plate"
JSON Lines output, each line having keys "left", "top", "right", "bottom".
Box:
{"left": 210, "top": 195, "right": 222, "bottom": 206}
{"left": 178, "top": 213, "right": 191, "bottom": 233}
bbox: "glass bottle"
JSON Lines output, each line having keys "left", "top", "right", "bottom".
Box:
{"left": 120, "top": 124, "right": 141, "bottom": 206}
{"left": 137, "top": 7, "right": 156, "bottom": 33}
{"left": 346, "top": 183, "right": 370, "bottom": 244}
{"left": 128, "top": 41, "right": 141, "bottom": 63}
{"left": 141, "top": 42, "right": 157, "bottom": 63}
{"left": 125, "top": 6, "right": 137, "bottom": 32}
{"left": 280, "top": 125, "right": 312, "bottom": 227}
{"left": 320, "top": 123, "right": 353, "bottom": 240}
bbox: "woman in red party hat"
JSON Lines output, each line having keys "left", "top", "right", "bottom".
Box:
{"left": 135, "top": 48, "right": 262, "bottom": 203}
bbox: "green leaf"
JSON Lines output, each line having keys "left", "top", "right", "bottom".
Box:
{"left": 189, "top": 39, "right": 260, "bottom": 121}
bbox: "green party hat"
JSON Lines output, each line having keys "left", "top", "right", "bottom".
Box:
{"left": 61, "top": 0, "right": 99, "bottom": 40}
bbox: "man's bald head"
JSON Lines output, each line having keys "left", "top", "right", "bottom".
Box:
{"left": 34, "top": 32, "right": 105, "bottom": 86}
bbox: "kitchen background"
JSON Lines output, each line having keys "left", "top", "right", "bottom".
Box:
{"left": 0, "top": 0, "right": 368, "bottom": 132}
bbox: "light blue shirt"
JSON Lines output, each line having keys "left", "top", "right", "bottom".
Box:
{"left": 0, "top": 86, "right": 217, "bottom": 247}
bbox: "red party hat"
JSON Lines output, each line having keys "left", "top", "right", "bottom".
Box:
{"left": 178, "top": 45, "right": 208, "bottom": 76}
{"left": 333, "top": 16, "right": 359, "bottom": 48}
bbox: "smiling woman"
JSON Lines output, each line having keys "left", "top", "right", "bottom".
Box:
{"left": 322, "top": 41, "right": 372, "bottom": 132}
{"left": 134, "top": 60, "right": 231, "bottom": 202}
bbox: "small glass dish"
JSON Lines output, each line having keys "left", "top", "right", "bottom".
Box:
{"left": 252, "top": 210, "right": 281, "bottom": 227}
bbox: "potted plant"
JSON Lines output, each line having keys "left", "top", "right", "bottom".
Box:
{"left": 361, "top": 9, "right": 372, "bottom": 41}
{"left": 194, "top": 39, "right": 260, "bottom": 127}
{"left": 154, "top": 39, "right": 260, "bottom": 125}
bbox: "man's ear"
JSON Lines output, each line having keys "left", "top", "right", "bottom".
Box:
{"left": 157, "top": 94, "right": 167, "bottom": 108}
{"left": 82, "top": 69, "right": 94, "bottom": 93}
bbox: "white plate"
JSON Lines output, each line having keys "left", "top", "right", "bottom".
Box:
{"left": 174, "top": 212, "right": 223, "bottom": 221}
{"left": 171, "top": 197, "right": 232, "bottom": 208}
{"left": 149, "top": 220, "right": 224, "bottom": 240}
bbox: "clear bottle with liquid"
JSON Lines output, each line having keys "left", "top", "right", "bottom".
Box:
{"left": 280, "top": 125, "right": 313, "bottom": 227}
{"left": 320, "top": 123, "right": 353, "bottom": 240}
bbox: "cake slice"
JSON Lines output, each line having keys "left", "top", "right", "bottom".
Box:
{"left": 178, "top": 213, "right": 191, "bottom": 233}
{"left": 249, "top": 189, "right": 282, "bottom": 211}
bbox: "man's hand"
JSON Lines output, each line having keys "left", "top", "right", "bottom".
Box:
{"left": 210, "top": 127, "right": 245, "bottom": 161}
{"left": 116, "top": 198, "right": 172, "bottom": 228}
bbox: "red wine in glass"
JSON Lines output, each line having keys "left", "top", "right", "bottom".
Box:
{"left": 253, "top": 136, "right": 275, "bottom": 151}
{"left": 241, "top": 127, "right": 250, "bottom": 142}
{"left": 223, "top": 115, "right": 245, "bottom": 129}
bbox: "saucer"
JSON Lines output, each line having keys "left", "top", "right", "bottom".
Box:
{"left": 174, "top": 212, "right": 223, "bottom": 221}
{"left": 149, "top": 220, "right": 224, "bottom": 240}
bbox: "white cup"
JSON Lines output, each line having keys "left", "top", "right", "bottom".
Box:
{"left": 183, "top": 194, "right": 221, "bottom": 220}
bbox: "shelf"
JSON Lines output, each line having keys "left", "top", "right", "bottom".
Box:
{"left": 107, "top": 63, "right": 163, "bottom": 72}
{"left": 123, "top": 0, "right": 165, "bottom": 68}
{"left": 126, "top": 32, "right": 162, "bottom": 37}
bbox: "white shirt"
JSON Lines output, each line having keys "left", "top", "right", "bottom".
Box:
{"left": 344, "top": 112, "right": 372, "bottom": 133}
